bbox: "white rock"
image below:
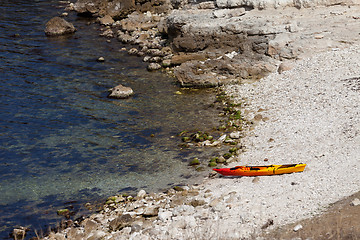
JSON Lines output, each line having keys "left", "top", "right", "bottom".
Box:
{"left": 137, "top": 189, "right": 146, "bottom": 199}
{"left": 158, "top": 210, "right": 173, "bottom": 222}
{"left": 293, "top": 224, "right": 303, "bottom": 232}
{"left": 230, "top": 131, "right": 241, "bottom": 139}
{"left": 225, "top": 51, "right": 238, "bottom": 59}
{"left": 172, "top": 205, "right": 195, "bottom": 216}
{"left": 218, "top": 134, "right": 227, "bottom": 142}
{"left": 183, "top": 216, "right": 197, "bottom": 228}
{"left": 350, "top": 198, "right": 360, "bottom": 206}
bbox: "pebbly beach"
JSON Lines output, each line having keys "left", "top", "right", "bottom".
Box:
{"left": 28, "top": 0, "right": 360, "bottom": 239}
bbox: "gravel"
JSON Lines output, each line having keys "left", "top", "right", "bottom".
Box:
{"left": 213, "top": 46, "right": 360, "bottom": 237}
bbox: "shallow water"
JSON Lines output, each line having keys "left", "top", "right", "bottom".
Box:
{"left": 0, "top": 1, "right": 224, "bottom": 238}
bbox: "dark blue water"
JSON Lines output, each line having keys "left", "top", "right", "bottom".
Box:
{"left": 0, "top": 0, "right": 223, "bottom": 238}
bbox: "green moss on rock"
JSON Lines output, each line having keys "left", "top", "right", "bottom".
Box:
{"left": 208, "top": 162, "right": 217, "bottom": 167}
{"left": 189, "top": 158, "right": 200, "bottom": 166}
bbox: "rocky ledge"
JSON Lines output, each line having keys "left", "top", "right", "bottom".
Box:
{"left": 66, "top": 0, "right": 360, "bottom": 88}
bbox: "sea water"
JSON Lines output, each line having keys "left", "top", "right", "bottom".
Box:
{"left": 0, "top": 0, "right": 223, "bottom": 238}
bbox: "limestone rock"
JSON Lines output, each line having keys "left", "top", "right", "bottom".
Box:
{"left": 230, "top": 131, "right": 241, "bottom": 139}
{"left": 278, "top": 61, "right": 294, "bottom": 73}
{"left": 147, "top": 63, "right": 162, "bottom": 71}
{"left": 100, "top": 28, "right": 114, "bottom": 38}
{"left": 44, "top": 17, "right": 76, "bottom": 36}
{"left": 109, "top": 214, "right": 133, "bottom": 231}
{"left": 137, "top": 189, "right": 146, "bottom": 199}
{"left": 350, "top": 198, "right": 360, "bottom": 206}
{"left": 74, "top": 0, "right": 135, "bottom": 19}
{"left": 158, "top": 210, "right": 173, "bottom": 221}
{"left": 98, "top": 15, "right": 114, "bottom": 25}
{"left": 293, "top": 224, "right": 303, "bottom": 232}
{"left": 108, "top": 84, "right": 134, "bottom": 99}
{"left": 143, "top": 205, "right": 159, "bottom": 217}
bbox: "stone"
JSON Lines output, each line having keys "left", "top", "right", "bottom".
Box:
{"left": 293, "top": 224, "right": 303, "bottom": 232}
{"left": 83, "top": 219, "right": 98, "bottom": 235}
{"left": 57, "top": 208, "right": 70, "bottom": 217}
{"left": 98, "top": 15, "right": 114, "bottom": 25}
{"left": 189, "top": 158, "right": 200, "bottom": 166}
{"left": 183, "top": 216, "right": 197, "bottom": 228}
{"left": 189, "top": 199, "right": 206, "bottom": 207}
{"left": 143, "top": 205, "right": 159, "bottom": 217}
{"left": 97, "top": 57, "right": 105, "bottom": 62}
{"left": 229, "top": 131, "right": 241, "bottom": 139}
{"left": 261, "top": 219, "right": 274, "bottom": 229}
{"left": 128, "top": 48, "right": 139, "bottom": 55}
{"left": 252, "top": 177, "right": 260, "bottom": 183}
{"left": 158, "top": 210, "right": 173, "bottom": 221}
{"left": 108, "top": 84, "right": 134, "bottom": 99}
{"left": 100, "top": 28, "right": 114, "bottom": 38}
{"left": 278, "top": 61, "right": 294, "bottom": 73}
{"left": 11, "top": 227, "right": 28, "bottom": 239}
{"left": 198, "top": 1, "right": 216, "bottom": 9}
{"left": 87, "top": 230, "right": 106, "bottom": 240}
{"left": 130, "top": 224, "right": 142, "bottom": 233}
{"left": 118, "top": 32, "right": 134, "bottom": 43}
{"left": 74, "top": 0, "right": 135, "bottom": 19}
{"left": 44, "top": 17, "right": 76, "bottom": 36}
{"left": 216, "top": 156, "right": 226, "bottom": 163}
{"left": 109, "top": 214, "right": 133, "bottom": 231}
{"left": 162, "top": 59, "right": 172, "bottom": 67}
{"left": 137, "top": 189, "right": 146, "bottom": 199}
{"left": 147, "top": 63, "right": 162, "bottom": 71}
{"left": 350, "top": 198, "right": 360, "bottom": 206}
{"left": 47, "top": 232, "right": 66, "bottom": 240}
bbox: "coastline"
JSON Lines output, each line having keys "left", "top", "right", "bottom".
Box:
{"left": 34, "top": 1, "right": 360, "bottom": 239}
{"left": 42, "top": 47, "right": 360, "bottom": 240}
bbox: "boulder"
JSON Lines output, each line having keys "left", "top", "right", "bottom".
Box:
{"left": 44, "top": 17, "right": 76, "bottom": 36}
{"left": 108, "top": 84, "right": 134, "bottom": 99}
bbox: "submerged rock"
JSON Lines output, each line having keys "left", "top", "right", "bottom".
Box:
{"left": 44, "top": 17, "right": 76, "bottom": 36}
{"left": 108, "top": 84, "right": 134, "bottom": 99}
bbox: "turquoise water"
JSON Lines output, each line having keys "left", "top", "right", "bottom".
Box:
{"left": 0, "top": 1, "right": 223, "bottom": 238}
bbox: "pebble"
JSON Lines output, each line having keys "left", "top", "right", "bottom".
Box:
{"left": 97, "top": 57, "right": 105, "bottom": 62}
{"left": 229, "top": 131, "right": 241, "bottom": 139}
{"left": 350, "top": 198, "right": 360, "bottom": 206}
{"left": 137, "top": 190, "right": 147, "bottom": 199}
{"left": 293, "top": 224, "right": 303, "bottom": 232}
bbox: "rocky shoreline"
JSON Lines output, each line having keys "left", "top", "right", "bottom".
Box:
{"left": 28, "top": 0, "right": 360, "bottom": 239}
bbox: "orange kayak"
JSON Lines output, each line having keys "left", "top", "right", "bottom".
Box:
{"left": 213, "top": 163, "right": 306, "bottom": 176}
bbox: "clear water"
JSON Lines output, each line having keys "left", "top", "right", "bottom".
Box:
{"left": 0, "top": 0, "right": 224, "bottom": 238}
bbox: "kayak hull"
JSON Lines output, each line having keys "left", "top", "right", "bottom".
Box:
{"left": 213, "top": 163, "right": 306, "bottom": 176}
